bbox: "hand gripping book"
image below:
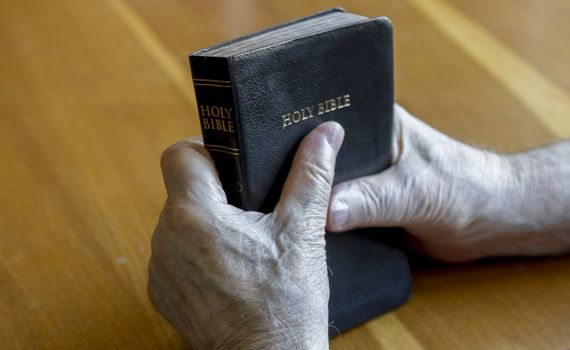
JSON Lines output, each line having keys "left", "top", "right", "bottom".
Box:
{"left": 190, "top": 8, "right": 411, "bottom": 335}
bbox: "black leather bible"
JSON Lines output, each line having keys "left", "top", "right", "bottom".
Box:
{"left": 190, "top": 8, "right": 411, "bottom": 336}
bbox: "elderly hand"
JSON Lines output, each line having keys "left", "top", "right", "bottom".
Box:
{"left": 327, "top": 104, "right": 570, "bottom": 262}
{"left": 148, "top": 122, "right": 344, "bottom": 349}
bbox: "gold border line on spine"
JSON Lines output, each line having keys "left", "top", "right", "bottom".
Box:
{"left": 193, "top": 78, "right": 232, "bottom": 88}
{"left": 205, "top": 144, "right": 240, "bottom": 156}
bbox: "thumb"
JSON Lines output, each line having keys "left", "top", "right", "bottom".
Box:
{"left": 275, "top": 122, "right": 345, "bottom": 223}
{"left": 326, "top": 169, "right": 409, "bottom": 231}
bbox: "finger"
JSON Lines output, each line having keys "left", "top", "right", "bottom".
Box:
{"left": 160, "top": 138, "right": 226, "bottom": 204}
{"left": 325, "top": 105, "right": 408, "bottom": 232}
{"left": 326, "top": 103, "right": 436, "bottom": 231}
{"left": 275, "top": 122, "right": 345, "bottom": 222}
{"left": 326, "top": 169, "right": 409, "bottom": 231}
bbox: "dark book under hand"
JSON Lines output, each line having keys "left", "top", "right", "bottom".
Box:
{"left": 189, "top": 8, "right": 411, "bottom": 336}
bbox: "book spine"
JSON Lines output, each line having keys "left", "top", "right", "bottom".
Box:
{"left": 189, "top": 56, "right": 245, "bottom": 209}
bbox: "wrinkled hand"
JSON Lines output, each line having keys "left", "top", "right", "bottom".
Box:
{"left": 327, "top": 104, "right": 562, "bottom": 263}
{"left": 149, "top": 122, "right": 344, "bottom": 349}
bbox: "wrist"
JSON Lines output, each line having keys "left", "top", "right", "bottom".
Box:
{"left": 469, "top": 148, "right": 570, "bottom": 257}
{"left": 215, "top": 307, "right": 329, "bottom": 350}
{"left": 217, "top": 325, "right": 328, "bottom": 350}
{"left": 449, "top": 148, "right": 515, "bottom": 258}
{"left": 451, "top": 146, "right": 515, "bottom": 229}
{"left": 504, "top": 149, "right": 570, "bottom": 233}
{"left": 500, "top": 151, "right": 554, "bottom": 230}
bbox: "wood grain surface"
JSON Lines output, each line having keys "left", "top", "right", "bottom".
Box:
{"left": 1, "top": 0, "right": 569, "bottom": 349}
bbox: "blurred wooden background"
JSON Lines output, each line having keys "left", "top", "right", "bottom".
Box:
{"left": 1, "top": 0, "right": 569, "bottom": 348}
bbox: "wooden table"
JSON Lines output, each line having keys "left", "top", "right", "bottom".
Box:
{"left": 1, "top": 0, "right": 569, "bottom": 348}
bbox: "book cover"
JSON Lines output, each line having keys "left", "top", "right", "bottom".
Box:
{"left": 189, "top": 8, "right": 411, "bottom": 335}
{"left": 190, "top": 8, "right": 394, "bottom": 212}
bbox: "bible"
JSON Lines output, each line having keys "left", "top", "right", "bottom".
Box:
{"left": 190, "top": 8, "right": 411, "bottom": 335}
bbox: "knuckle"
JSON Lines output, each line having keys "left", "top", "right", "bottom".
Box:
{"left": 160, "top": 139, "right": 206, "bottom": 169}
{"left": 165, "top": 190, "right": 201, "bottom": 208}
{"left": 296, "top": 211, "right": 326, "bottom": 234}
{"left": 160, "top": 141, "right": 187, "bottom": 167}
{"left": 153, "top": 205, "right": 197, "bottom": 251}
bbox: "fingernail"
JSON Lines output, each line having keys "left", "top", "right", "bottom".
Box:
{"left": 324, "top": 122, "right": 345, "bottom": 153}
{"left": 329, "top": 197, "right": 348, "bottom": 230}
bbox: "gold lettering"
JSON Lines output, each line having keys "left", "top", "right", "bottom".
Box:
{"left": 211, "top": 106, "right": 220, "bottom": 118}
{"left": 200, "top": 105, "right": 211, "bottom": 117}
{"left": 282, "top": 113, "right": 292, "bottom": 128}
{"left": 222, "top": 107, "right": 232, "bottom": 119}
{"left": 329, "top": 98, "right": 337, "bottom": 111}
{"left": 292, "top": 111, "right": 301, "bottom": 123}
{"left": 336, "top": 96, "right": 344, "bottom": 109}
{"left": 200, "top": 107, "right": 235, "bottom": 133}
{"left": 318, "top": 103, "right": 325, "bottom": 115}
{"left": 299, "top": 106, "right": 315, "bottom": 121}
{"left": 301, "top": 108, "right": 309, "bottom": 120}
{"left": 279, "top": 95, "right": 352, "bottom": 128}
